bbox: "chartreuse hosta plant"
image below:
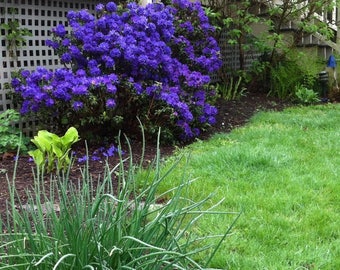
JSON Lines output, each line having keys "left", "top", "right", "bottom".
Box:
{"left": 28, "top": 127, "right": 79, "bottom": 173}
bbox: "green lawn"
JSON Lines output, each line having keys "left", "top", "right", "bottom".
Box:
{"left": 153, "top": 104, "right": 340, "bottom": 269}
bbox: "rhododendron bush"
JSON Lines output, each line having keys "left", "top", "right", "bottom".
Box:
{"left": 12, "top": 0, "right": 221, "bottom": 142}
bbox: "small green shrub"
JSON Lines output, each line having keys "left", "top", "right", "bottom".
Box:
{"left": 28, "top": 127, "right": 80, "bottom": 173}
{"left": 294, "top": 85, "right": 320, "bottom": 105}
{"left": 1, "top": 135, "right": 238, "bottom": 269}
{"left": 258, "top": 50, "right": 322, "bottom": 99}
{"left": 268, "top": 61, "right": 302, "bottom": 99}
{"left": 0, "top": 109, "right": 29, "bottom": 154}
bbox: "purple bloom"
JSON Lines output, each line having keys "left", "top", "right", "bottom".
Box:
{"left": 110, "top": 48, "right": 121, "bottom": 58}
{"left": 62, "top": 38, "right": 71, "bottom": 46}
{"left": 95, "top": 3, "right": 105, "bottom": 13}
{"left": 106, "top": 84, "right": 117, "bottom": 94}
{"left": 146, "top": 86, "right": 157, "bottom": 95}
{"left": 91, "top": 155, "right": 101, "bottom": 161}
{"left": 203, "top": 104, "right": 217, "bottom": 116}
{"left": 134, "top": 82, "right": 143, "bottom": 94}
{"left": 87, "top": 59, "right": 98, "bottom": 68}
{"left": 102, "top": 55, "right": 115, "bottom": 68}
{"left": 103, "top": 145, "right": 116, "bottom": 157}
{"left": 72, "top": 101, "right": 83, "bottom": 111}
{"left": 98, "top": 42, "right": 109, "bottom": 53}
{"left": 177, "top": 120, "right": 193, "bottom": 138}
{"left": 76, "top": 69, "right": 86, "bottom": 77}
{"left": 69, "top": 45, "right": 81, "bottom": 55}
{"left": 21, "top": 70, "right": 31, "bottom": 78}
{"left": 45, "top": 39, "right": 59, "bottom": 49}
{"left": 61, "top": 53, "right": 72, "bottom": 63}
{"left": 45, "top": 98, "right": 55, "bottom": 107}
{"left": 160, "top": 91, "right": 179, "bottom": 106}
{"left": 53, "top": 24, "right": 67, "bottom": 37}
{"left": 89, "top": 66, "right": 101, "bottom": 76}
{"left": 207, "top": 116, "right": 216, "bottom": 125}
{"left": 72, "top": 85, "right": 88, "bottom": 95}
{"left": 106, "top": 2, "right": 117, "bottom": 12}
{"left": 179, "top": 21, "right": 194, "bottom": 33}
{"left": 107, "top": 74, "right": 119, "bottom": 83}
{"left": 106, "top": 98, "right": 116, "bottom": 108}
{"left": 78, "top": 155, "right": 88, "bottom": 163}
{"left": 11, "top": 78, "right": 21, "bottom": 87}
{"left": 53, "top": 87, "right": 71, "bottom": 101}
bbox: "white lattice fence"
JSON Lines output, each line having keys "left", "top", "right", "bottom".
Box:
{"left": 0, "top": 0, "right": 102, "bottom": 136}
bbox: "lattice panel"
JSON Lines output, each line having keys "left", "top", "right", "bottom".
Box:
{"left": 210, "top": 31, "right": 261, "bottom": 83}
{"left": 219, "top": 30, "right": 261, "bottom": 73}
{"left": 0, "top": 0, "right": 102, "bottom": 136}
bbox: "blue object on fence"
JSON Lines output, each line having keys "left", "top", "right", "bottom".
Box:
{"left": 327, "top": 55, "right": 337, "bottom": 68}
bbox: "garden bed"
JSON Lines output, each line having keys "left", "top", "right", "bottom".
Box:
{"left": 0, "top": 91, "right": 290, "bottom": 219}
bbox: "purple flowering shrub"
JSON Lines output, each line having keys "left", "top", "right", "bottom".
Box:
{"left": 12, "top": 0, "right": 221, "bottom": 142}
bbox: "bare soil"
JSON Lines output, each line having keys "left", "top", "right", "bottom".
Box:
{"left": 0, "top": 91, "right": 290, "bottom": 219}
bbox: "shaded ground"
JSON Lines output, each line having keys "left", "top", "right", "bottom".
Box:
{"left": 0, "top": 91, "right": 290, "bottom": 218}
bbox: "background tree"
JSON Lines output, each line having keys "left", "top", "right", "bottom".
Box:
{"left": 204, "top": 0, "right": 338, "bottom": 98}
{"left": 204, "top": 0, "right": 259, "bottom": 72}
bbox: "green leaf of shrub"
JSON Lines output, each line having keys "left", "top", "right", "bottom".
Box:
{"left": 61, "top": 127, "right": 79, "bottom": 149}
{"left": 31, "top": 130, "right": 53, "bottom": 152}
{"left": 28, "top": 149, "right": 44, "bottom": 167}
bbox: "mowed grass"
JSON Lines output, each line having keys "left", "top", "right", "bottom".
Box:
{"left": 150, "top": 104, "right": 340, "bottom": 269}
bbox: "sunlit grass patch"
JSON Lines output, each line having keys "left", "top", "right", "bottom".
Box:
{"left": 150, "top": 103, "right": 340, "bottom": 268}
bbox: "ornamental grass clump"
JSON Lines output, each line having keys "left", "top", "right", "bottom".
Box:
{"left": 12, "top": 0, "right": 221, "bottom": 142}
{"left": 0, "top": 134, "right": 237, "bottom": 269}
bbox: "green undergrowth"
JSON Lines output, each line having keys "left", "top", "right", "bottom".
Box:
{"left": 139, "top": 103, "right": 340, "bottom": 269}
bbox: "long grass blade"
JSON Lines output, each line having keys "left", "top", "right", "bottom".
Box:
{"left": 52, "top": 253, "right": 75, "bottom": 270}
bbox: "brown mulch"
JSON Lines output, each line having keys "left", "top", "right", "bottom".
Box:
{"left": 0, "top": 91, "right": 291, "bottom": 219}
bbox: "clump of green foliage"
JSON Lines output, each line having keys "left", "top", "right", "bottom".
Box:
{"left": 215, "top": 75, "right": 247, "bottom": 101}
{"left": 268, "top": 60, "right": 303, "bottom": 99}
{"left": 1, "top": 133, "right": 237, "bottom": 269}
{"left": 0, "top": 109, "right": 29, "bottom": 154}
{"left": 294, "top": 84, "right": 320, "bottom": 105}
{"left": 254, "top": 50, "right": 323, "bottom": 99}
{"left": 28, "top": 127, "right": 80, "bottom": 173}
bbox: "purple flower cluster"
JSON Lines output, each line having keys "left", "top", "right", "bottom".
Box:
{"left": 13, "top": 67, "right": 119, "bottom": 114}
{"left": 12, "top": 1, "right": 221, "bottom": 141}
{"left": 76, "top": 145, "right": 118, "bottom": 163}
